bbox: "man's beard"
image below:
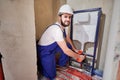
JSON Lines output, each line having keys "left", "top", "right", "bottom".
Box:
{"left": 61, "top": 20, "right": 70, "bottom": 27}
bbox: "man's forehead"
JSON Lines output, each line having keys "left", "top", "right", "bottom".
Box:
{"left": 62, "top": 13, "right": 72, "bottom": 16}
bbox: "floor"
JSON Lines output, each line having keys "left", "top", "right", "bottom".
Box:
{"left": 37, "top": 65, "right": 103, "bottom": 80}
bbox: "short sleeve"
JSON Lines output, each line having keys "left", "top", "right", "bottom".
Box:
{"left": 52, "top": 26, "right": 64, "bottom": 41}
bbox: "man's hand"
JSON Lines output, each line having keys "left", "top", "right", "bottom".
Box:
{"left": 75, "top": 50, "right": 83, "bottom": 55}
{"left": 76, "top": 55, "right": 85, "bottom": 62}
{"left": 77, "top": 50, "right": 83, "bottom": 55}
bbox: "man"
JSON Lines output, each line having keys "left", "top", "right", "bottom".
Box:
{"left": 37, "top": 4, "right": 85, "bottom": 80}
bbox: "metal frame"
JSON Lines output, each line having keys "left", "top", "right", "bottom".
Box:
{"left": 70, "top": 8, "right": 102, "bottom": 76}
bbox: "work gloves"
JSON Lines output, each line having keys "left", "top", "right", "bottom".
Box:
{"left": 76, "top": 50, "right": 86, "bottom": 62}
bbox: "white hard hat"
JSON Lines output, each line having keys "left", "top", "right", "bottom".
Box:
{"left": 58, "top": 4, "right": 73, "bottom": 15}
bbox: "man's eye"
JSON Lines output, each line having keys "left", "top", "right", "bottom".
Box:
{"left": 69, "top": 16, "right": 72, "bottom": 19}
{"left": 64, "top": 16, "right": 68, "bottom": 18}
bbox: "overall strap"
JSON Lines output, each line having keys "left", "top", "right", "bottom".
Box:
{"left": 53, "top": 24, "right": 67, "bottom": 38}
{"left": 44, "top": 24, "right": 67, "bottom": 38}
{"left": 63, "top": 29, "right": 67, "bottom": 38}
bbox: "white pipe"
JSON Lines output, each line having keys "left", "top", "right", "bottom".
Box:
{"left": 103, "top": 0, "right": 120, "bottom": 80}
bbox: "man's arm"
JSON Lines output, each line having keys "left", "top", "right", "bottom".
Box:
{"left": 57, "top": 40, "right": 85, "bottom": 62}
{"left": 65, "top": 35, "right": 77, "bottom": 52}
{"left": 57, "top": 40, "right": 79, "bottom": 59}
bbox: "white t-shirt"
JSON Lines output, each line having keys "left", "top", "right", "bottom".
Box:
{"left": 38, "top": 23, "right": 68, "bottom": 46}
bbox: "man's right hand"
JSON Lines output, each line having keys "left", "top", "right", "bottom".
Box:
{"left": 76, "top": 55, "right": 85, "bottom": 62}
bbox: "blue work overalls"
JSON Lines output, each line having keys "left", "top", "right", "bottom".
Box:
{"left": 37, "top": 24, "right": 72, "bottom": 80}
